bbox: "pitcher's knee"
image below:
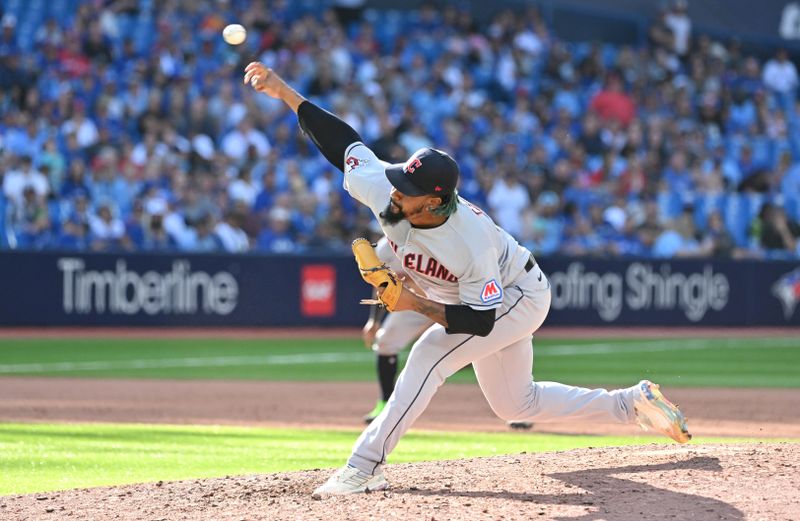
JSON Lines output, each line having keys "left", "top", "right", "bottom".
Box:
{"left": 486, "top": 386, "right": 539, "bottom": 422}
{"left": 373, "top": 341, "right": 404, "bottom": 356}
{"left": 489, "top": 403, "right": 531, "bottom": 422}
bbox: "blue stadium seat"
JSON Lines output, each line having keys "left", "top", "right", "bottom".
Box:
{"left": 743, "top": 192, "right": 766, "bottom": 224}
{"left": 750, "top": 136, "right": 771, "bottom": 167}
{"left": 657, "top": 190, "right": 684, "bottom": 221}
{"left": 569, "top": 42, "right": 592, "bottom": 61}
{"left": 4, "top": 0, "right": 22, "bottom": 17}
{"left": 786, "top": 196, "right": 800, "bottom": 222}
{"left": 722, "top": 194, "right": 748, "bottom": 247}
{"left": 693, "top": 193, "right": 724, "bottom": 231}
{"left": 0, "top": 196, "right": 6, "bottom": 249}
{"left": 133, "top": 17, "right": 155, "bottom": 53}
{"left": 116, "top": 14, "right": 135, "bottom": 40}
{"left": 47, "top": 200, "right": 63, "bottom": 236}
{"left": 769, "top": 138, "right": 791, "bottom": 168}
{"left": 562, "top": 187, "right": 600, "bottom": 214}
{"left": 600, "top": 44, "right": 618, "bottom": 67}
{"left": 49, "top": 0, "right": 70, "bottom": 21}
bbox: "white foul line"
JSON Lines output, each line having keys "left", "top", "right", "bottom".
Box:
{"left": 0, "top": 352, "right": 372, "bottom": 374}
{"left": 535, "top": 337, "right": 799, "bottom": 356}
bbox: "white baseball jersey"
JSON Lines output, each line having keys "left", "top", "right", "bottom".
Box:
{"left": 375, "top": 235, "right": 405, "bottom": 275}
{"left": 344, "top": 142, "right": 532, "bottom": 309}
{"left": 373, "top": 236, "right": 435, "bottom": 355}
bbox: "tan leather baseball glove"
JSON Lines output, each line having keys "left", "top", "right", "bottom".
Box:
{"left": 351, "top": 238, "right": 403, "bottom": 311}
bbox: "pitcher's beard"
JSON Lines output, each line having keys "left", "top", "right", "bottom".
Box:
{"left": 379, "top": 200, "right": 405, "bottom": 225}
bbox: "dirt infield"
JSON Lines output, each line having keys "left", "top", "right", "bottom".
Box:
{"left": 3, "top": 443, "right": 797, "bottom": 520}
{"left": 1, "top": 326, "right": 798, "bottom": 519}
{"left": 1, "top": 378, "right": 800, "bottom": 519}
{"left": 1, "top": 377, "right": 800, "bottom": 438}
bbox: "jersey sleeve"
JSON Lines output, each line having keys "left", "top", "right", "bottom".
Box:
{"left": 375, "top": 236, "right": 404, "bottom": 273}
{"left": 457, "top": 249, "right": 505, "bottom": 311}
{"left": 343, "top": 142, "right": 392, "bottom": 213}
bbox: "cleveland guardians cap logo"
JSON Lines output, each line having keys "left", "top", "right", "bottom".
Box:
{"left": 772, "top": 268, "right": 800, "bottom": 320}
{"left": 385, "top": 147, "right": 459, "bottom": 196}
{"left": 403, "top": 157, "right": 422, "bottom": 174}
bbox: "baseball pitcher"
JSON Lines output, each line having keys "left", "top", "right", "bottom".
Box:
{"left": 243, "top": 63, "right": 691, "bottom": 497}
{"left": 363, "top": 236, "right": 534, "bottom": 430}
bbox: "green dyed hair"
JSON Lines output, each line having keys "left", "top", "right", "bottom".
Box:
{"left": 430, "top": 191, "right": 459, "bottom": 217}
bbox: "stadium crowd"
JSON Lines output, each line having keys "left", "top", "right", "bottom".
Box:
{"left": 1, "top": 0, "right": 799, "bottom": 259}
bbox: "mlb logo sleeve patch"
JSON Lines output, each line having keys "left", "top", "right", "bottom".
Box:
{"left": 480, "top": 279, "right": 503, "bottom": 303}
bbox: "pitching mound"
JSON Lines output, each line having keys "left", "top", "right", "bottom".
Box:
{"left": 3, "top": 443, "right": 797, "bottom": 520}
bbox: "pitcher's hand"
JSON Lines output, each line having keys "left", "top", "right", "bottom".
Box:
{"left": 244, "top": 62, "right": 285, "bottom": 98}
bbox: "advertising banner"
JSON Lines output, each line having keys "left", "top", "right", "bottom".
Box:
{"left": 0, "top": 252, "right": 798, "bottom": 327}
{"left": 0, "top": 252, "right": 368, "bottom": 327}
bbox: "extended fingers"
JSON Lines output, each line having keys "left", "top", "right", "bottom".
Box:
{"left": 243, "top": 62, "right": 265, "bottom": 85}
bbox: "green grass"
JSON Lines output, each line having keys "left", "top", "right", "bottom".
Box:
{"left": 0, "top": 336, "right": 798, "bottom": 387}
{"left": 1, "top": 337, "right": 797, "bottom": 496}
{"left": 1, "top": 422, "right": 794, "bottom": 496}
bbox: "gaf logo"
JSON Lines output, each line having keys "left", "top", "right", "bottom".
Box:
{"left": 480, "top": 279, "right": 502, "bottom": 303}
{"left": 301, "top": 265, "right": 336, "bottom": 317}
{"left": 772, "top": 268, "right": 800, "bottom": 319}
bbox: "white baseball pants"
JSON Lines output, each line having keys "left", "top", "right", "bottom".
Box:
{"left": 348, "top": 265, "right": 638, "bottom": 474}
{"left": 372, "top": 311, "right": 434, "bottom": 356}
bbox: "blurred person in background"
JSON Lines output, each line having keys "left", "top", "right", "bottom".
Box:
{"left": 40, "top": 138, "right": 67, "bottom": 194}
{"left": 58, "top": 193, "right": 92, "bottom": 250}
{"left": 775, "top": 150, "right": 800, "bottom": 196}
{"left": 590, "top": 72, "right": 636, "bottom": 128}
{"left": 221, "top": 118, "right": 270, "bottom": 166}
{"left": 487, "top": 170, "right": 529, "bottom": 239}
{"left": 698, "top": 210, "right": 736, "bottom": 258}
{"left": 653, "top": 203, "right": 702, "bottom": 258}
{"left": 664, "top": 0, "right": 692, "bottom": 60}
{"left": 292, "top": 193, "right": 319, "bottom": 249}
{"left": 520, "top": 191, "right": 562, "bottom": 255}
{"left": 121, "top": 198, "right": 145, "bottom": 250}
{"left": 88, "top": 201, "right": 124, "bottom": 251}
{"left": 11, "top": 186, "right": 51, "bottom": 249}
{"left": 214, "top": 208, "right": 249, "bottom": 253}
{"left": 142, "top": 211, "right": 177, "bottom": 251}
{"left": 662, "top": 151, "right": 694, "bottom": 195}
{"left": 228, "top": 168, "right": 259, "bottom": 208}
{"left": 0, "top": 0, "right": 796, "bottom": 260}
{"left": 762, "top": 48, "right": 798, "bottom": 95}
{"left": 750, "top": 203, "right": 800, "bottom": 257}
{"left": 192, "top": 213, "right": 224, "bottom": 252}
{"left": 3, "top": 155, "right": 48, "bottom": 206}
{"left": 256, "top": 207, "right": 297, "bottom": 253}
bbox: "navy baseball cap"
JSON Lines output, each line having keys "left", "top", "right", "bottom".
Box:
{"left": 385, "top": 147, "right": 459, "bottom": 197}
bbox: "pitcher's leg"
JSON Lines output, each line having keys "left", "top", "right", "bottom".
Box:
{"left": 373, "top": 311, "right": 436, "bottom": 357}
{"left": 349, "top": 285, "right": 544, "bottom": 474}
{"left": 473, "top": 339, "right": 637, "bottom": 424}
{"left": 365, "top": 313, "right": 436, "bottom": 423}
{"left": 348, "top": 325, "right": 477, "bottom": 474}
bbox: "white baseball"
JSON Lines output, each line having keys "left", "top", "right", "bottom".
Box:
{"left": 222, "top": 24, "right": 247, "bottom": 45}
